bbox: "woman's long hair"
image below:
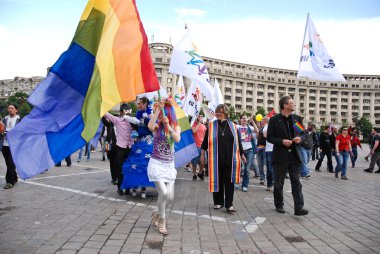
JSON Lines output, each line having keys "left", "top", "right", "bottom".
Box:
{"left": 156, "top": 101, "right": 178, "bottom": 147}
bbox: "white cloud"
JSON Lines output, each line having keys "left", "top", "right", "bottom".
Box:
{"left": 146, "top": 16, "right": 380, "bottom": 75}
{"left": 1, "top": 16, "right": 379, "bottom": 79}
{"left": 175, "top": 8, "right": 207, "bottom": 18}
{"left": 0, "top": 24, "right": 71, "bottom": 79}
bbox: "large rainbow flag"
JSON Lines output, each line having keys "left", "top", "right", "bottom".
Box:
{"left": 169, "top": 97, "right": 199, "bottom": 168}
{"left": 7, "top": 0, "right": 159, "bottom": 179}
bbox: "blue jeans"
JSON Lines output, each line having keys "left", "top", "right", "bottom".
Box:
{"left": 251, "top": 153, "right": 259, "bottom": 176}
{"left": 334, "top": 151, "right": 341, "bottom": 173}
{"left": 78, "top": 143, "right": 91, "bottom": 161}
{"left": 242, "top": 149, "right": 254, "bottom": 188}
{"left": 350, "top": 146, "right": 358, "bottom": 167}
{"left": 337, "top": 151, "right": 349, "bottom": 177}
{"left": 300, "top": 147, "right": 312, "bottom": 176}
{"left": 265, "top": 152, "right": 274, "bottom": 187}
{"left": 257, "top": 149, "right": 266, "bottom": 181}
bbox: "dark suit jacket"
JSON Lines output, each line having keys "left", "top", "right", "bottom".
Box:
{"left": 267, "top": 113, "right": 303, "bottom": 164}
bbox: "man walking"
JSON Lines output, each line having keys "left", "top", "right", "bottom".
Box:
{"left": 315, "top": 126, "right": 334, "bottom": 172}
{"left": 1, "top": 104, "right": 21, "bottom": 189}
{"left": 267, "top": 96, "right": 308, "bottom": 216}
{"left": 364, "top": 127, "right": 380, "bottom": 173}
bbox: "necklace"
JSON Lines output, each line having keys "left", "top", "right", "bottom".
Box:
{"left": 218, "top": 122, "right": 228, "bottom": 136}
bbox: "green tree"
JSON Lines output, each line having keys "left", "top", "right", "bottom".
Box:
{"left": 0, "top": 92, "right": 33, "bottom": 118}
{"left": 228, "top": 105, "right": 237, "bottom": 121}
{"left": 5, "top": 92, "right": 33, "bottom": 118}
{"left": 255, "top": 106, "right": 266, "bottom": 116}
{"left": 355, "top": 116, "right": 373, "bottom": 138}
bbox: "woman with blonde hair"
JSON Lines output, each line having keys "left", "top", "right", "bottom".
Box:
{"left": 148, "top": 100, "right": 181, "bottom": 235}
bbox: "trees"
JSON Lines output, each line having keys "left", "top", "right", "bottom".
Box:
{"left": 228, "top": 105, "right": 237, "bottom": 122}
{"left": 0, "top": 92, "right": 32, "bottom": 118}
{"left": 355, "top": 116, "right": 373, "bottom": 139}
{"left": 255, "top": 106, "right": 266, "bottom": 117}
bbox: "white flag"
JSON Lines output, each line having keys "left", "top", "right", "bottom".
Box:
{"left": 137, "top": 86, "right": 168, "bottom": 101}
{"left": 183, "top": 80, "right": 202, "bottom": 123}
{"left": 169, "top": 30, "right": 214, "bottom": 101}
{"left": 204, "top": 78, "right": 224, "bottom": 119}
{"left": 297, "top": 14, "right": 346, "bottom": 82}
{"left": 174, "top": 75, "right": 186, "bottom": 107}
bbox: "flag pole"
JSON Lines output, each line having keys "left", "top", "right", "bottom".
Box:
{"left": 296, "top": 13, "right": 310, "bottom": 116}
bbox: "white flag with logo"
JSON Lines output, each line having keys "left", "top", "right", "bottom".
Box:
{"left": 183, "top": 80, "right": 202, "bottom": 124}
{"left": 203, "top": 78, "right": 224, "bottom": 119}
{"left": 174, "top": 75, "right": 186, "bottom": 107}
{"left": 297, "top": 14, "right": 346, "bottom": 82}
{"left": 169, "top": 29, "right": 214, "bottom": 101}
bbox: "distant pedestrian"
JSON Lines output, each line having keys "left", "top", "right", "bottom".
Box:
{"left": 364, "top": 127, "right": 380, "bottom": 173}
{"left": 191, "top": 114, "right": 207, "bottom": 181}
{"left": 1, "top": 104, "right": 21, "bottom": 189}
{"left": 335, "top": 127, "right": 351, "bottom": 180}
{"left": 315, "top": 126, "right": 334, "bottom": 173}
{"left": 238, "top": 114, "right": 259, "bottom": 192}
{"left": 349, "top": 127, "right": 362, "bottom": 168}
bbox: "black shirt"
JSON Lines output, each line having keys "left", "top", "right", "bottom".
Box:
{"left": 281, "top": 114, "right": 295, "bottom": 139}
{"left": 201, "top": 120, "right": 243, "bottom": 166}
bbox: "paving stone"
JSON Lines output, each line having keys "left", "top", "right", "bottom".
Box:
{"left": 0, "top": 147, "right": 378, "bottom": 254}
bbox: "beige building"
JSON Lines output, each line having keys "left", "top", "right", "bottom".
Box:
{"left": 150, "top": 42, "right": 380, "bottom": 126}
{"left": 0, "top": 76, "right": 43, "bottom": 99}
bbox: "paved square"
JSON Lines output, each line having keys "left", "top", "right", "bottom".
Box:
{"left": 0, "top": 146, "right": 379, "bottom": 254}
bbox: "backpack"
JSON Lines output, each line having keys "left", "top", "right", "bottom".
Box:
{"left": 257, "top": 127, "right": 266, "bottom": 147}
{"left": 300, "top": 132, "right": 313, "bottom": 150}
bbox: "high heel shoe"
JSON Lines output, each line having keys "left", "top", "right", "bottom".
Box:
{"left": 158, "top": 218, "right": 168, "bottom": 235}
{"left": 151, "top": 212, "right": 159, "bottom": 227}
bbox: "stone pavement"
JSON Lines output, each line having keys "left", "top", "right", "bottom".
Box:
{"left": 0, "top": 146, "right": 379, "bottom": 254}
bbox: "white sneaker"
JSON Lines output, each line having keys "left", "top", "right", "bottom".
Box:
{"left": 132, "top": 189, "right": 137, "bottom": 197}
{"left": 141, "top": 191, "right": 146, "bottom": 199}
{"left": 242, "top": 187, "right": 248, "bottom": 192}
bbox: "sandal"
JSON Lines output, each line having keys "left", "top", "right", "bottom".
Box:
{"left": 226, "top": 206, "right": 236, "bottom": 213}
{"left": 158, "top": 218, "right": 168, "bottom": 235}
{"left": 151, "top": 211, "right": 159, "bottom": 227}
{"left": 213, "top": 205, "right": 222, "bottom": 209}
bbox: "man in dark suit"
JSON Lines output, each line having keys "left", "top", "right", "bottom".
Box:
{"left": 267, "top": 96, "right": 308, "bottom": 216}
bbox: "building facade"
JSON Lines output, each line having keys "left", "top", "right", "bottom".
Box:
{"left": 150, "top": 42, "right": 380, "bottom": 125}
{"left": 0, "top": 76, "right": 43, "bottom": 99}
{"left": 1, "top": 43, "right": 379, "bottom": 126}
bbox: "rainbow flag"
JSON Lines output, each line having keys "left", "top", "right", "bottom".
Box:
{"left": 169, "top": 97, "right": 199, "bottom": 168}
{"left": 7, "top": 0, "right": 159, "bottom": 180}
{"left": 293, "top": 121, "right": 305, "bottom": 133}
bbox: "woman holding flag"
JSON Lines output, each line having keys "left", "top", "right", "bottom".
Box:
{"left": 200, "top": 104, "right": 246, "bottom": 213}
{"left": 148, "top": 100, "right": 181, "bottom": 235}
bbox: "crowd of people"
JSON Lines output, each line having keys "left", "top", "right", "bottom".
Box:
{"left": 1, "top": 95, "right": 379, "bottom": 235}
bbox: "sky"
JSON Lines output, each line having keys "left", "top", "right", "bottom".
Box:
{"left": 1, "top": 0, "right": 380, "bottom": 79}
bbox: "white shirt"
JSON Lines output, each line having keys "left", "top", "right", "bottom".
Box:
{"left": 3, "top": 115, "right": 19, "bottom": 146}
{"left": 238, "top": 124, "right": 255, "bottom": 151}
{"left": 263, "top": 125, "right": 273, "bottom": 152}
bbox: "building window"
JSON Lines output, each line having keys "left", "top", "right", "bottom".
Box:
{"left": 155, "top": 58, "right": 163, "bottom": 62}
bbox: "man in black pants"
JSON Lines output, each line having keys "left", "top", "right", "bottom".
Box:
{"left": 1, "top": 104, "right": 21, "bottom": 189}
{"left": 267, "top": 96, "right": 308, "bottom": 216}
{"left": 315, "top": 126, "right": 334, "bottom": 172}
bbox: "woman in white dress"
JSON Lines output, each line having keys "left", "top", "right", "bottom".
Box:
{"left": 147, "top": 101, "right": 181, "bottom": 235}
